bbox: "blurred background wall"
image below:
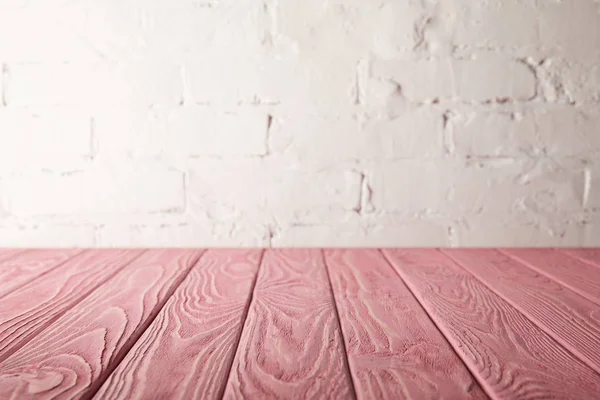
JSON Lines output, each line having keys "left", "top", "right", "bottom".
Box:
{"left": 0, "top": 0, "right": 598, "bottom": 247}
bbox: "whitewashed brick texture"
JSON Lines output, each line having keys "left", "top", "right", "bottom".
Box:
{"left": 0, "top": 0, "right": 599, "bottom": 247}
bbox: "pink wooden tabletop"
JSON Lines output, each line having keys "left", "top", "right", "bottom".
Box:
{"left": 0, "top": 248, "right": 599, "bottom": 399}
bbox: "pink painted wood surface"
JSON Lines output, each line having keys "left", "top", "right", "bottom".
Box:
{"left": 383, "top": 249, "right": 600, "bottom": 399}
{"left": 325, "top": 249, "right": 486, "bottom": 400}
{"left": 0, "top": 249, "right": 202, "bottom": 400}
{"left": 94, "top": 249, "right": 262, "bottom": 400}
{"left": 0, "top": 249, "right": 142, "bottom": 363}
{"left": 2, "top": 248, "right": 599, "bottom": 399}
{"left": 223, "top": 249, "right": 354, "bottom": 399}
{"left": 0, "top": 249, "right": 82, "bottom": 298}
{"left": 444, "top": 249, "right": 600, "bottom": 373}
{"left": 504, "top": 249, "right": 600, "bottom": 305}
{"left": 0, "top": 249, "right": 27, "bottom": 263}
{"left": 561, "top": 249, "right": 600, "bottom": 268}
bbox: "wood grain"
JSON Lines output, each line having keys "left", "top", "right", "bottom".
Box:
{"left": 0, "top": 249, "right": 203, "bottom": 400}
{"left": 0, "top": 249, "right": 27, "bottom": 263}
{"left": 444, "top": 249, "right": 600, "bottom": 373}
{"left": 383, "top": 249, "right": 600, "bottom": 399}
{"left": 93, "top": 249, "right": 262, "bottom": 400}
{"left": 0, "top": 249, "right": 142, "bottom": 363}
{"left": 325, "top": 249, "right": 487, "bottom": 400}
{"left": 503, "top": 249, "right": 600, "bottom": 305}
{"left": 0, "top": 249, "right": 82, "bottom": 298}
{"left": 561, "top": 249, "right": 600, "bottom": 268}
{"left": 223, "top": 249, "right": 354, "bottom": 399}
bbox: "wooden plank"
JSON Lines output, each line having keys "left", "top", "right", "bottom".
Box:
{"left": 383, "top": 249, "right": 600, "bottom": 399}
{"left": 223, "top": 249, "right": 354, "bottom": 399}
{"left": 93, "top": 249, "right": 261, "bottom": 400}
{"left": 503, "top": 249, "right": 600, "bottom": 305}
{"left": 561, "top": 249, "right": 600, "bottom": 268}
{"left": 444, "top": 249, "right": 600, "bottom": 373}
{"left": 0, "top": 249, "right": 142, "bottom": 363}
{"left": 325, "top": 249, "right": 487, "bottom": 399}
{"left": 0, "top": 249, "right": 82, "bottom": 298}
{"left": 0, "top": 249, "right": 27, "bottom": 263}
{"left": 0, "top": 249, "right": 203, "bottom": 400}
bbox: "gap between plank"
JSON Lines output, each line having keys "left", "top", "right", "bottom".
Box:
{"left": 218, "top": 249, "right": 267, "bottom": 400}
{"left": 498, "top": 249, "right": 600, "bottom": 307}
{"left": 559, "top": 250, "right": 600, "bottom": 270}
{"left": 442, "top": 249, "right": 600, "bottom": 375}
{"left": 0, "top": 250, "right": 86, "bottom": 300}
{"left": 0, "top": 250, "right": 148, "bottom": 364}
{"left": 320, "top": 249, "right": 358, "bottom": 400}
{"left": 82, "top": 249, "right": 208, "bottom": 400}
{"left": 378, "top": 249, "right": 499, "bottom": 400}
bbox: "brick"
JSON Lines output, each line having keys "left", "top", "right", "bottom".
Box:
{"left": 6, "top": 63, "right": 96, "bottom": 106}
{"left": 60, "top": 0, "right": 154, "bottom": 61}
{"left": 271, "top": 109, "right": 443, "bottom": 164}
{"left": 96, "top": 223, "right": 269, "bottom": 247}
{"left": 0, "top": 107, "right": 91, "bottom": 165}
{"left": 95, "top": 106, "right": 269, "bottom": 157}
{"left": 185, "top": 50, "right": 356, "bottom": 111}
{"left": 137, "top": 2, "right": 217, "bottom": 60}
{"left": 452, "top": 106, "right": 600, "bottom": 157}
{"left": 537, "top": 1, "right": 600, "bottom": 103}
{"left": 455, "top": 212, "right": 585, "bottom": 247}
{"left": 6, "top": 61, "right": 182, "bottom": 107}
{"left": 187, "top": 158, "right": 269, "bottom": 223}
{"left": 272, "top": 219, "right": 450, "bottom": 247}
{"left": 538, "top": 58, "right": 600, "bottom": 104}
{"left": 183, "top": 2, "right": 357, "bottom": 110}
{"left": 372, "top": 59, "right": 454, "bottom": 103}
{"left": 93, "top": 107, "right": 166, "bottom": 157}
{"left": 454, "top": 107, "right": 600, "bottom": 158}
{"left": 453, "top": 110, "right": 538, "bottom": 157}
{"left": 0, "top": 224, "right": 96, "bottom": 247}
{"left": 269, "top": 114, "right": 365, "bottom": 163}
{"left": 539, "top": 1, "right": 600, "bottom": 60}
{"left": 184, "top": 53, "right": 279, "bottom": 107}
{"left": 452, "top": 56, "right": 536, "bottom": 102}
{"left": 278, "top": 0, "right": 425, "bottom": 59}
{"left": 453, "top": 0, "right": 541, "bottom": 55}
{"left": 365, "top": 109, "right": 445, "bottom": 158}
{"left": 450, "top": 158, "right": 586, "bottom": 222}
{"left": 0, "top": 8, "right": 101, "bottom": 62}
{"left": 268, "top": 165, "right": 362, "bottom": 224}
{"left": 101, "top": 59, "right": 183, "bottom": 107}
{"left": 0, "top": 160, "right": 185, "bottom": 216}
{"left": 187, "top": 158, "right": 362, "bottom": 225}
{"left": 166, "top": 107, "right": 268, "bottom": 156}
{"left": 367, "top": 159, "right": 449, "bottom": 216}
{"left": 364, "top": 220, "right": 451, "bottom": 247}
{"left": 535, "top": 107, "right": 600, "bottom": 157}
{"left": 0, "top": 1, "right": 215, "bottom": 63}
{"left": 372, "top": 56, "right": 536, "bottom": 103}
{"left": 277, "top": 0, "right": 358, "bottom": 52}
{"left": 352, "top": 2, "right": 423, "bottom": 58}
{"left": 181, "top": 0, "right": 281, "bottom": 106}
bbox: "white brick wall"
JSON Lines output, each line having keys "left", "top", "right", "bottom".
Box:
{"left": 372, "top": 57, "right": 537, "bottom": 103}
{"left": 0, "top": 0, "right": 599, "bottom": 247}
{"left": 0, "top": 107, "right": 92, "bottom": 166}
{"left": 1, "top": 159, "right": 184, "bottom": 216}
